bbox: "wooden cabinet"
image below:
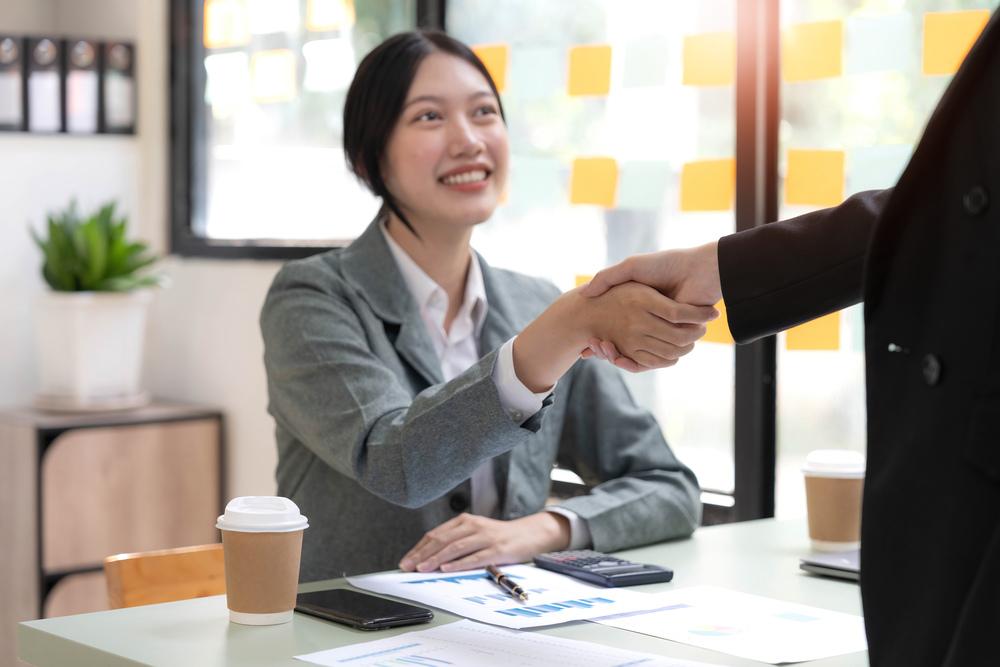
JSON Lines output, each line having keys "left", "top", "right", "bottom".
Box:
{"left": 0, "top": 403, "right": 223, "bottom": 665}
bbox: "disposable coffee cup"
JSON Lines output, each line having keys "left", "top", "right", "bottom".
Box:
{"left": 802, "top": 450, "right": 865, "bottom": 551}
{"left": 216, "top": 496, "right": 308, "bottom": 625}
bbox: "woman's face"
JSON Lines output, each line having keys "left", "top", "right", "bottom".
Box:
{"left": 381, "top": 52, "right": 509, "bottom": 233}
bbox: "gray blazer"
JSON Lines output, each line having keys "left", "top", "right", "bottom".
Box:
{"left": 261, "top": 221, "right": 701, "bottom": 582}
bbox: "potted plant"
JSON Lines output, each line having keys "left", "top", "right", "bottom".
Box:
{"left": 31, "top": 200, "right": 163, "bottom": 411}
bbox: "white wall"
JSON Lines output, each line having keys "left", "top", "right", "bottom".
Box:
{"left": 0, "top": 2, "right": 55, "bottom": 32}
{"left": 134, "top": 0, "right": 282, "bottom": 498}
{"left": 144, "top": 256, "right": 281, "bottom": 498}
{"left": 1, "top": 0, "right": 282, "bottom": 498}
{"left": 0, "top": 136, "right": 141, "bottom": 402}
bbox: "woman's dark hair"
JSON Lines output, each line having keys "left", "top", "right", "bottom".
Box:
{"left": 343, "top": 30, "right": 506, "bottom": 236}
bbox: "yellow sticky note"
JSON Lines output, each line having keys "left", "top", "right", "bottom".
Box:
{"left": 682, "top": 32, "right": 735, "bottom": 86}
{"left": 575, "top": 274, "right": 593, "bottom": 288}
{"left": 785, "top": 149, "right": 845, "bottom": 207}
{"left": 306, "top": 0, "right": 355, "bottom": 32}
{"left": 570, "top": 158, "right": 618, "bottom": 207}
{"left": 782, "top": 21, "right": 843, "bottom": 82}
{"left": 704, "top": 300, "right": 733, "bottom": 345}
{"left": 923, "top": 10, "right": 990, "bottom": 76}
{"left": 786, "top": 311, "right": 841, "bottom": 351}
{"left": 680, "top": 159, "right": 735, "bottom": 211}
{"left": 204, "top": 0, "right": 250, "bottom": 49}
{"left": 251, "top": 49, "right": 297, "bottom": 103}
{"left": 568, "top": 45, "right": 612, "bottom": 96}
{"left": 473, "top": 44, "right": 508, "bottom": 93}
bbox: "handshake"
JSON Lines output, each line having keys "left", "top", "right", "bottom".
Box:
{"left": 576, "top": 240, "right": 722, "bottom": 373}
{"left": 511, "top": 240, "right": 723, "bottom": 394}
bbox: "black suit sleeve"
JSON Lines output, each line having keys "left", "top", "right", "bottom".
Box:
{"left": 718, "top": 188, "right": 892, "bottom": 343}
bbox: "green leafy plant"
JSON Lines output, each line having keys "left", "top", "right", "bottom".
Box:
{"left": 30, "top": 200, "right": 162, "bottom": 292}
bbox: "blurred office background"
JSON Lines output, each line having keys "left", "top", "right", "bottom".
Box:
{"left": 1, "top": 0, "right": 996, "bottom": 635}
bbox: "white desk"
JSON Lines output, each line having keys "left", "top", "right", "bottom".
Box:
{"left": 17, "top": 518, "right": 867, "bottom": 666}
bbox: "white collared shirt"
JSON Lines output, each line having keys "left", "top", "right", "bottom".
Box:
{"left": 381, "top": 225, "right": 590, "bottom": 548}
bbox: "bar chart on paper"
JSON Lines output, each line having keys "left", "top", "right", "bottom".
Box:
{"left": 294, "top": 619, "right": 717, "bottom": 667}
{"left": 348, "top": 565, "right": 666, "bottom": 629}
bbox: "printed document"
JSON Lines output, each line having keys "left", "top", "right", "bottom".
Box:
{"left": 295, "top": 618, "right": 720, "bottom": 667}
{"left": 348, "top": 565, "right": 667, "bottom": 629}
{"left": 596, "top": 586, "right": 867, "bottom": 664}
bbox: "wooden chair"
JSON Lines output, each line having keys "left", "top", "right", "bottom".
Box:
{"left": 104, "top": 543, "right": 226, "bottom": 609}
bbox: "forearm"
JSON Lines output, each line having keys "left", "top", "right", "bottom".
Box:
{"left": 558, "top": 472, "right": 701, "bottom": 551}
{"left": 361, "top": 355, "right": 528, "bottom": 507}
{"left": 512, "top": 289, "right": 592, "bottom": 393}
{"left": 720, "top": 189, "right": 887, "bottom": 343}
{"left": 271, "top": 350, "right": 541, "bottom": 509}
{"left": 673, "top": 240, "right": 721, "bottom": 306}
{"left": 528, "top": 511, "right": 572, "bottom": 552}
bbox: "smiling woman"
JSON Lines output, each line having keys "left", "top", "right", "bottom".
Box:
{"left": 380, "top": 52, "right": 507, "bottom": 235}
{"left": 342, "top": 32, "right": 508, "bottom": 238}
{"left": 260, "top": 30, "right": 712, "bottom": 582}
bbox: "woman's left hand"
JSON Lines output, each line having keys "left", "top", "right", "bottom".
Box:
{"left": 398, "top": 512, "right": 571, "bottom": 573}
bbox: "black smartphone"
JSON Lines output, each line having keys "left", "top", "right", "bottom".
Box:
{"left": 295, "top": 589, "right": 433, "bottom": 630}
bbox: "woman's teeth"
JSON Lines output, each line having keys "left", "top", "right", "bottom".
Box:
{"left": 441, "top": 170, "right": 487, "bottom": 185}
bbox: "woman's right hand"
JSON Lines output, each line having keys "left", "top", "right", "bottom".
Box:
{"left": 576, "top": 281, "right": 716, "bottom": 370}
{"left": 578, "top": 242, "right": 723, "bottom": 371}
{"left": 511, "top": 282, "right": 717, "bottom": 393}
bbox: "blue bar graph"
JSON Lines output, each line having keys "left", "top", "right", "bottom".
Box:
{"left": 494, "top": 596, "right": 616, "bottom": 618}
{"left": 343, "top": 642, "right": 421, "bottom": 662}
{"left": 403, "top": 572, "right": 524, "bottom": 586}
{"left": 345, "top": 643, "right": 453, "bottom": 666}
{"left": 463, "top": 588, "right": 548, "bottom": 605}
{"left": 380, "top": 656, "right": 453, "bottom": 666}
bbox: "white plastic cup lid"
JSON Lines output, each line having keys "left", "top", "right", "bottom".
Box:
{"left": 216, "top": 496, "right": 309, "bottom": 533}
{"left": 802, "top": 449, "right": 866, "bottom": 478}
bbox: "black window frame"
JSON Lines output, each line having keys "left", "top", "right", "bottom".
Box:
{"left": 168, "top": 0, "right": 445, "bottom": 260}
{"left": 169, "top": 0, "right": 780, "bottom": 523}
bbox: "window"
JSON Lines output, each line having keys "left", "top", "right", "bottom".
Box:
{"left": 773, "top": 0, "right": 998, "bottom": 518}
{"left": 171, "top": 0, "right": 420, "bottom": 258}
{"left": 171, "top": 0, "right": 996, "bottom": 521}
{"left": 447, "top": 0, "right": 738, "bottom": 512}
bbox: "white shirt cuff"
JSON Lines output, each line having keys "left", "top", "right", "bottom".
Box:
{"left": 545, "top": 507, "right": 592, "bottom": 550}
{"left": 492, "top": 336, "right": 553, "bottom": 424}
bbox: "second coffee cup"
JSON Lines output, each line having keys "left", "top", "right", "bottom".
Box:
{"left": 802, "top": 449, "right": 865, "bottom": 552}
{"left": 216, "top": 496, "right": 309, "bottom": 625}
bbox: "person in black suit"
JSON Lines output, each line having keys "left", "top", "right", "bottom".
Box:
{"left": 582, "top": 9, "right": 1000, "bottom": 666}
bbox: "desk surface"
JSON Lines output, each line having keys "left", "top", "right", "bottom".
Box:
{"left": 18, "top": 518, "right": 867, "bottom": 667}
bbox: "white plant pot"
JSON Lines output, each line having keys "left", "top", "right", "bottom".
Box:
{"left": 34, "top": 290, "right": 153, "bottom": 411}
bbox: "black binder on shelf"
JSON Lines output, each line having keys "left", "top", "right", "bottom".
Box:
{"left": 0, "top": 35, "right": 26, "bottom": 131}
{"left": 65, "top": 38, "right": 100, "bottom": 134}
{"left": 101, "top": 41, "right": 135, "bottom": 134}
{"left": 26, "top": 36, "right": 64, "bottom": 133}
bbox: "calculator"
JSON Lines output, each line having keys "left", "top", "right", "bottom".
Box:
{"left": 533, "top": 550, "right": 674, "bottom": 587}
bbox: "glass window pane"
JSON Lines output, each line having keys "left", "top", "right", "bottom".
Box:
{"left": 775, "top": 0, "right": 999, "bottom": 518}
{"left": 449, "top": 0, "right": 738, "bottom": 495}
{"left": 196, "top": 0, "right": 416, "bottom": 242}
